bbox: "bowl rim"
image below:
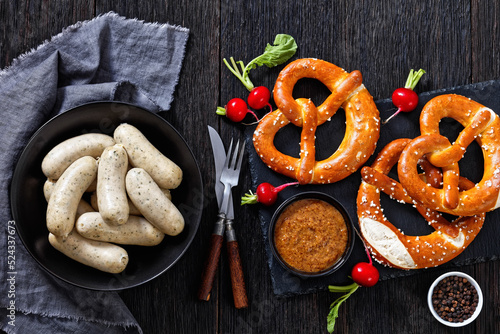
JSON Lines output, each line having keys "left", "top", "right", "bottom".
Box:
{"left": 427, "top": 271, "right": 483, "bottom": 327}
{"left": 10, "top": 101, "right": 203, "bottom": 290}
{"left": 268, "top": 191, "right": 355, "bottom": 278}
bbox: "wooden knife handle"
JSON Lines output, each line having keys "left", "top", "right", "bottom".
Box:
{"left": 198, "top": 215, "right": 225, "bottom": 301}
{"left": 225, "top": 222, "right": 248, "bottom": 309}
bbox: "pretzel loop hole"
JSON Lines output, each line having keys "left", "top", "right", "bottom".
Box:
{"left": 427, "top": 108, "right": 495, "bottom": 167}
{"left": 398, "top": 134, "right": 460, "bottom": 210}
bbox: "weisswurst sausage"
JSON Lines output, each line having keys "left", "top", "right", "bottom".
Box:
{"left": 46, "top": 156, "right": 97, "bottom": 237}
{"left": 76, "top": 212, "right": 165, "bottom": 246}
{"left": 114, "top": 124, "right": 182, "bottom": 189}
{"left": 43, "top": 179, "right": 95, "bottom": 217}
{"left": 126, "top": 168, "right": 184, "bottom": 236}
{"left": 97, "top": 144, "right": 129, "bottom": 225}
{"left": 41, "top": 133, "right": 114, "bottom": 179}
{"left": 48, "top": 229, "right": 129, "bottom": 274}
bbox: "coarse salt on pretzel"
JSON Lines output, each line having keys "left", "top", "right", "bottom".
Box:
{"left": 399, "top": 94, "right": 500, "bottom": 216}
{"left": 253, "top": 58, "right": 380, "bottom": 184}
{"left": 357, "top": 138, "right": 485, "bottom": 269}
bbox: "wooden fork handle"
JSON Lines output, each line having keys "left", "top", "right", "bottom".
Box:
{"left": 198, "top": 215, "right": 225, "bottom": 301}
{"left": 225, "top": 221, "right": 248, "bottom": 309}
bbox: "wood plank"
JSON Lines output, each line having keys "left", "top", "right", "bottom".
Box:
{"left": 471, "top": 0, "right": 500, "bottom": 82}
{"left": 0, "top": 1, "right": 95, "bottom": 69}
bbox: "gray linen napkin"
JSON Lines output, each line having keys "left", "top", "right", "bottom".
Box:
{"left": 0, "top": 12, "right": 189, "bottom": 333}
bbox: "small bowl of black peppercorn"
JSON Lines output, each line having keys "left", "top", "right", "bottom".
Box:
{"left": 427, "top": 271, "right": 483, "bottom": 327}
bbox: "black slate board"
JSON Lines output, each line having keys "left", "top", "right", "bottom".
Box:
{"left": 244, "top": 80, "right": 500, "bottom": 297}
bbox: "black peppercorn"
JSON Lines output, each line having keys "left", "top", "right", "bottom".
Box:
{"left": 431, "top": 275, "right": 479, "bottom": 323}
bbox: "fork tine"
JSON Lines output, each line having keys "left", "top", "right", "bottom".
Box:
{"left": 224, "top": 138, "right": 234, "bottom": 169}
{"left": 230, "top": 140, "right": 241, "bottom": 169}
{"left": 235, "top": 140, "right": 245, "bottom": 172}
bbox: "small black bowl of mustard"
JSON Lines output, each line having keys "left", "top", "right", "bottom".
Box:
{"left": 268, "top": 191, "right": 354, "bottom": 278}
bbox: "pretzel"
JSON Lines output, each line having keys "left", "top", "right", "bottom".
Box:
{"left": 253, "top": 58, "right": 380, "bottom": 184}
{"left": 357, "top": 138, "right": 485, "bottom": 269}
{"left": 398, "top": 94, "right": 500, "bottom": 216}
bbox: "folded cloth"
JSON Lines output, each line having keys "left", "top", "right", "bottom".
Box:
{"left": 0, "top": 12, "right": 189, "bottom": 333}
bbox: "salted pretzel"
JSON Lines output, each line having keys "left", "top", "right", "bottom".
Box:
{"left": 398, "top": 94, "right": 500, "bottom": 216}
{"left": 253, "top": 58, "right": 380, "bottom": 184}
{"left": 357, "top": 138, "right": 485, "bottom": 269}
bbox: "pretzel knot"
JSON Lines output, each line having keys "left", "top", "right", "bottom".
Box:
{"left": 253, "top": 58, "right": 380, "bottom": 184}
{"left": 357, "top": 138, "right": 485, "bottom": 269}
{"left": 398, "top": 94, "right": 500, "bottom": 216}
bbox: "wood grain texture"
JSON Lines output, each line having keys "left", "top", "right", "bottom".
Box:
{"left": 199, "top": 233, "right": 225, "bottom": 302}
{"left": 1, "top": 0, "right": 500, "bottom": 333}
{"left": 226, "top": 240, "right": 248, "bottom": 309}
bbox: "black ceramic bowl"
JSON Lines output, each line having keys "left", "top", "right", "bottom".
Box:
{"left": 10, "top": 102, "right": 203, "bottom": 291}
{"left": 269, "top": 191, "right": 354, "bottom": 278}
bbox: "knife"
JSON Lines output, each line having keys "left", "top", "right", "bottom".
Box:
{"left": 198, "top": 126, "right": 228, "bottom": 302}
{"left": 208, "top": 126, "right": 234, "bottom": 217}
{"left": 198, "top": 126, "right": 248, "bottom": 309}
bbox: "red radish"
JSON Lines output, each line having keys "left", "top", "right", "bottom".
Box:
{"left": 383, "top": 68, "right": 426, "bottom": 125}
{"left": 350, "top": 241, "right": 379, "bottom": 287}
{"left": 247, "top": 86, "right": 272, "bottom": 111}
{"left": 241, "top": 181, "right": 299, "bottom": 206}
{"left": 351, "top": 262, "right": 379, "bottom": 287}
{"left": 216, "top": 98, "right": 259, "bottom": 123}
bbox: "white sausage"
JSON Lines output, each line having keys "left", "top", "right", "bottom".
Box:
{"left": 97, "top": 144, "right": 129, "bottom": 225}
{"left": 114, "top": 123, "right": 182, "bottom": 189}
{"left": 91, "top": 188, "right": 172, "bottom": 215}
{"left": 41, "top": 133, "right": 115, "bottom": 179}
{"left": 86, "top": 178, "right": 98, "bottom": 193}
{"left": 91, "top": 191, "right": 142, "bottom": 216}
{"left": 43, "top": 179, "right": 57, "bottom": 202}
{"left": 76, "top": 212, "right": 165, "bottom": 246}
{"left": 162, "top": 188, "right": 172, "bottom": 201}
{"left": 44, "top": 179, "right": 95, "bottom": 218}
{"left": 76, "top": 200, "right": 95, "bottom": 218}
{"left": 46, "top": 156, "right": 98, "bottom": 237}
{"left": 126, "top": 168, "right": 184, "bottom": 236}
{"left": 48, "top": 229, "right": 128, "bottom": 274}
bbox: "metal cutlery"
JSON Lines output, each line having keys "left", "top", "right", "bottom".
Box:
{"left": 218, "top": 139, "right": 248, "bottom": 308}
{"left": 198, "top": 127, "right": 248, "bottom": 308}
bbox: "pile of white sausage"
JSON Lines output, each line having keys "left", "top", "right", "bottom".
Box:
{"left": 41, "top": 123, "right": 184, "bottom": 274}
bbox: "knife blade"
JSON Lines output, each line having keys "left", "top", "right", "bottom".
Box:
{"left": 207, "top": 125, "right": 233, "bottom": 218}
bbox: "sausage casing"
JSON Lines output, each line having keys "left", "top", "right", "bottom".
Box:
{"left": 46, "top": 156, "right": 97, "bottom": 237}
{"left": 44, "top": 178, "right": 95, "bottom": 218}
{"left": 114, "top": 123, "right": 182, "bottom": 189}
{"left": 76, "top": 212, "right": 165, "bottom": 246}
{"left": 97, "top": 144, "right": 129, "bottom": 225}
{"left": 126, "top": 168, "right": 184, "bottom": 236}
{"left": 41, "top": 133, "right": 114, "bottom": 179}
{"left": 48, "top": 229, "right": 129, "bottom": 274}
{"left": 91, "top": 189, "right": 170, "bottom": 216}
{"left": 43, "top": 179, "right": 57, "bottom": 202}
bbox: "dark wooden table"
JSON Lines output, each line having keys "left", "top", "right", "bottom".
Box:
{"left": 2, "top": 1, "right": 500, "bottom": 333}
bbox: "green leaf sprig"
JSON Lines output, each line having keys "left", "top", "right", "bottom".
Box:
{"left": 223, "top": 34, "right": 298, "bottom": 91}
{"left": 327, "top": 282, "right": 359, "bottom": 333}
